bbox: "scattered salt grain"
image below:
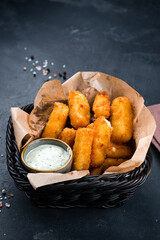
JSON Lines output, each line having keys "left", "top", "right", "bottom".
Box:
{"left": 5, "top": 203, "right": 10, "bottom": 208}
{"left": 1, "top": 154, "right": 3, "bottom": 157}
{"left": 43, "top": 60, "right": 48, "bottom": 68}
{"left": 36, "top": 66, "right": 42, "bottom": 71}
{"left": 2, "top": 189, "right": 6, "bottom": 195}
{"left": 63, "top": 65, "right": 66, "bottom": 68}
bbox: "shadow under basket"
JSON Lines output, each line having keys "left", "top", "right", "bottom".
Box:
{"left": 6, "top": 104, "right": 152, "bottom": 208}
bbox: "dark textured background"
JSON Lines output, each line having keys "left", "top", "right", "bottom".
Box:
{"left": 0, "top": 0, "right": 160, "bottom": 239}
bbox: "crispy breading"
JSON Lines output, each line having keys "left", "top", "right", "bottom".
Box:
{"left": 73, "top": 128, "right": 94, "bottom": 171}
{"left": 111, "top": 97, "right": 133, "bottom": 143}
{"left": 41, "top": 102, "right": 69, "bottom": 138}
{"left": 87, "top": 123, "right": 94, "bottom": 129}
{"left": 91, "top": 116, "right": 112, "bottom": 168}
{"left": 91, "top": 158, "right": 127, "bottom": 175}
{"left": 68, "top": 91, "right": 90, "bottom": 129}
{"left": 106, "top": 142, "right": 132, "bottom": 158}
{"left": 59, "top": 127, "right": 76, "bottom": 148}
{"left": 92, "top": 91, "right": 111, "bottom": 118}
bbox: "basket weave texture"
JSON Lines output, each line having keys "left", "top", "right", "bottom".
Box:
{"left": 6, "top": 104, "right": 152, "bottom": 208}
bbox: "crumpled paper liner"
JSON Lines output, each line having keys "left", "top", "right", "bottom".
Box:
{"left": 28, "top": 170, "right": 89, "bottom": 190}
{"left": 10, "top": 72, "right": 156, "bottom": 189}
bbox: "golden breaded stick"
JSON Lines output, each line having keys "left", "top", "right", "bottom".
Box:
{"left": 91, "top": 117, "right": 112, "bottom": 168}
{"left": 59, "top": 128, "right": 76, "bottom": 148}
{"left": 111, "top": 97, "right": 133, "bottom": 143}
{"left": 92, "top": 91, "right": 111, "bottom": 118}
{"left": 73, "top": 128, "right": 93, "bottom": 171}
{"left": 90, "top": 166, "right": 103, "bottom": 175}
{"left": 68, "top": 91, "right": 90, "bottom": 129}
{"left": 102, "top": 158, "right": 127, "bottom": 171}
{"left": 106, "top": 142, "right": 132, "bottom": 158}
{"left": 42, "top": 102, "right": 69, "bottom": 138}
{"left": 91, "top": 158, "right": 127, "bottom": 175}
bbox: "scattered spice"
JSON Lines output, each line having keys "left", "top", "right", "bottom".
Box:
{"left": 63, "top": 76, "right": 66, "bottom": 80}
{"left": 30, "top": 69, "right": 33, "bottom": 72}
{"left": 53, "top": 74, "right": 57, "bottom": 77}
{"left": 32, "top": 63, "right": 36, "bottom": 67}
{"left": 23, "top": 67, "right": 27, "bottom": 71}
{"left": 43, "top": 70, "right": 48, "bottom": 76}
{"left": 25, "top": 57, "right": 28, "bottom": 60}
{"left": 7, "top": 196, "right": 10, "bottom": 199}
{"left": 35, "top": 60, "right": 39, "bottom": 64}
{"left": 10, "top": 194, "right": 14, "bottom": 198}
{"left": 0, "top": 203, "right": 2, "bottom": 208}
{"left": 63, "top": 71, "right": 66, "bottom": 76}
{"left": 46, "top": 68, "right": 50, "bottom": 73}
{"left": 51, "top": 62, "right": 54, "bottom": 66}
{"left": 4, "top": 197, "right": 7, "bottom": 200}
{"left": 59, "top": 72, "right": 62, "bottom": 77}
{"left": 33, "top": 72, "right": 36, "bottom": 77}
{"left": 31, "top": 56, "right": 34, "bottom": 60}
{"left": 5, "top": 203, "right": 10, "bottom": 208}
{"left": 48, "top": 76, "right": 52, "bottom": 80}
{"left": 43, "top": 60, "right": 48, "bottom": 68}
{"left": 28, "top": 58, "right": 31, "bottom": 62}
{"left": 36, "top": 66, "right": 42, "bottom": 71}
{"left": 2, "top": 189, "right": 6, "bottom": 195}
{"left": 1, "top": 154, "right": 3, "bottom": 157}
{"left": 63, "top": 65, "right": 66, "bottom": 68}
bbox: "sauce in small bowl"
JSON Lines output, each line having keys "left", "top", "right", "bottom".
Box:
{"left": 21, "top": 138, "right": 73, "bottom": 173}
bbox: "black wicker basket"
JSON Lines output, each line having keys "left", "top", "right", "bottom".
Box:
{"left": 6, "top": 104, "right": 152, "bottom": 208}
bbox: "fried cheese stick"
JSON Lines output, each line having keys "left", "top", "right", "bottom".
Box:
{"left": 92, "top": 91, "right": 111, "bottom": 118}
{"left": 111, "top": 97, "right": 133, "bottom": 143}
{"left": 68, "top": 91, "right": 90, "bottom": 129}
{"left": 106, "top": 142, "right": 132, "bottom": 158}
{"left": 41, "top": 102, "right": 69, "bottom": 138}
{"left": 73, "top": 128, "right": 94, "bottom": 171}
{"left": 91, "top": 116, "right": 112, "bottom": 168}
{"left": 59, "top": 127, "right": 76, "bottom": 148}
{"left": 91, "top": 158, "right": 127, "bottom": 175}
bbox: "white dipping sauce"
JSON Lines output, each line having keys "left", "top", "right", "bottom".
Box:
{"left": 25, "top": 144, "right": 70, "bottom": 170}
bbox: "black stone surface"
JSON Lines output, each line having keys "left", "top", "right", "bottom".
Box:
{"left": 0, "top": 0, "right": 160, "bottom": 239}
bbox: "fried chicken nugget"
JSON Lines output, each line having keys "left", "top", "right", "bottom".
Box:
{"left": 92, "top": 91, "right": 111, "bottom": 118}
{"left": 68, "top": 91, "right": 90, "bottom": 129}
{"left": 106, "top": 142, "right": 132, "bottom": 158}
{"left": 91, "top": 117, "right": 112, "bottom": 168}
{"left": 91, "top": 158, "right": 127, "bottom": 175}
{"left": 59, "top": 128, "right": 76, "bottom": 148}
{"left": 41, "top": 102, "right": 69, "bottom": 138}
{"left": 73, "top": 128, "right": 94, "bottom": 171}
{"left": 111, "top": 97, "right": 133, "bottom": 143}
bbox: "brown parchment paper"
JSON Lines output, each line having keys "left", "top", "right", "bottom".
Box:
{"left": 10, "top": 72, "right": 156, "bottom": 189}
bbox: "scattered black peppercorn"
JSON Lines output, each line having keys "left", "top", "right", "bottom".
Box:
{"left": 46, "top": 68, "right": 50, "bottom": 74}
{"left": 63, "top": 76, "right": 66, "bottom": 80}
{"left": 63, "top": 71, "right": 66, "bottom": 76}
{"left": 59, "top": 72, "right": 62, "bottom": 77}
{"left": 31, "top": 56, "right": 34, "bottom": 60}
